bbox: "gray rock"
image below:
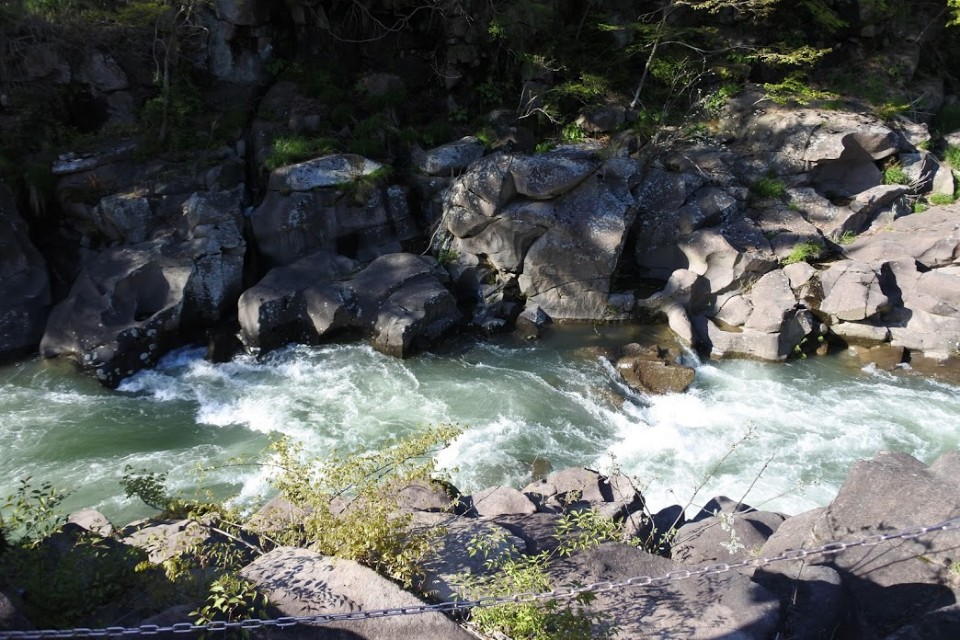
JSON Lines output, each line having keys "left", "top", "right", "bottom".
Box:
{"left": 414, "top": 137, "right": 485, "bottom": 176}
{"left": 240, "top": 252, "right": 458, "bottom": 358}
{"left": 214, "top": 0, "right": 269, "bottom": 25}
{"left": 396, "top": 480, "right": 462, "bottom": 514}
{"left": 0, "top": 181, "right": 51, "bottom": 361}
{"left": 241, "top": 546, "right": 473, "bottom": 639}
{"left": 238, "top": 251, "right": 360, "bottom": 352}
{"left": 0, "top": 590, "right": 32, "bottom": 631}
{"left": 811, "top": 452, "right": 960, "bottom": 638}
{"left": 547, "top": 542, "right": 780, "bottom": 639}
{"left": 576, "top": 105, "right": 626, "bottom": 133}
{"left": 123, "top": 518, "right": 219, "bottom": 565}
{"left": 743, "top": 269, "right": 798, "bottom": 333}
{"left": 802, "top": 116, "right": 899, "bottom": 164}
{"left": 372, "top": 278, "right": 460, "bottom": 358}
{"left": 508, "top": 148, "right": 599, "bottom": 200}
{"left": 819, "top": 261, "right": 891, "bottom": 322}
{"left": 883, "top": 604, "right": 960, "bottom": 640}
{"left": 672, "top": 509, "right": 786, "bottom": 567}
{"left": 678, "top": 225, "right": 775, "bottom": 295}
{"left": 268, "top": 154, "right": 385, "bottom": 192}
{"left": 251, "top": 184, "right": 417, "bottom": 268}
{"left": 411, "top": 512, "right": 523, "bottom": 602}
{"left": 67, "top": 509, "right": 114, "bottom": 537}
{"left": 470, "top": 485, "right": 537, "bottom": 517}
{"left": 517, "top": 158, "right": 641, "bottom": 319}
{"left": 615, "top": 344, "right": 696, "bottom": 395}
{"left": 76, "top": 51, "right": 128, "bottom": 92}
{"left": 40, "top": 189, "right": 245, "bottom": 387}
{"left": 844, "top": 205, "right": 960, "bottom": 269}
{"left": 753, "top": 562, "right": 845, "bottom": 640}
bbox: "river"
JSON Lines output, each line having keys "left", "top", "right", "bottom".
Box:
{"left": 2, "top": 325, "right": 959, "bottom": 526}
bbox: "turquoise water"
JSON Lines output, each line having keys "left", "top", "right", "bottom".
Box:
{"left": 2, "top": 327, "right": 959, "bottom": 526}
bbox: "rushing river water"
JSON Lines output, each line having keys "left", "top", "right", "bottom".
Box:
{"left": 2, "top": 325, "right": 959, "bottom": 526}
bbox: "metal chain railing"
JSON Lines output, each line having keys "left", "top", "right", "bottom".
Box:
{"left": 3, "top": 514, "right": 960, "bottom": 639}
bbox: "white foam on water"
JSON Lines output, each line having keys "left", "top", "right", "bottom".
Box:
{"left": 4, "top": 335, "right": 960, "bottom": 526}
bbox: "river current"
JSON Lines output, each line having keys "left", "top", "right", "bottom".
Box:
{"left": 2, "top": 326, "right": 959, "bottom": 526}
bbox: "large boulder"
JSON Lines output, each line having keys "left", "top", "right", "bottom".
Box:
{"left": 40, "top": 189, "right": 245, "bottom": 387}
{"left": 239, "top": 252, "right": 460, "bottom": 358}
{"left": 614, "top": 344, "right": 696, "bottom": 395}
{"left": 832, "top": 206, "right": 960, "bottom": 358}
{"left": 547, "top": 542, "right": 780, "bottom": 639}
{"left": 413, "top": 137, "right": 485, "bottom": 176}
{"left": 237, "top": 251, "right": 359, "bottom": 352}
{"left": 0, "top": 181, "right": 51, "bottom": 361}
{"left": 516, "top": 157, "right": 641, "bottom": 319}
{"left": 252, "top": 155, "right": 418, "bottom": 266}
{"left": 819, "top": 260, "right": 891, "bottom": 323}
{"left": 760, "top": 452, "right": 960, "bottom": 639}
{"left": 443, "top": 149, "right": 641, "bottom": 321}
{"left": 240, "top": 546, "right": 474, "bottom": 639}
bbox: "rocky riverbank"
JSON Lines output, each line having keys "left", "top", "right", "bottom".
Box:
{"left": 3, "top": 91, "right": 960, "bottom": 388}
{"left": 1, "top": 2, "right": 960, "bottom": 384}
{"left": 3, "top": 451, "right": 959, "bottom": 638}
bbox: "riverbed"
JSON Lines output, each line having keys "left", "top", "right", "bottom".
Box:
{"left": 2, "top": 326, "right": 958, "bottom": 525}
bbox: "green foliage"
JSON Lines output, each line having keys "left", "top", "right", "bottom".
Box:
{"left": 457, "top": 509, "right": 619, "bottom": 640}
{"left": 751, "top": 174, "right": 786, "bottom": 200}
{"left": 837, "top": 231, "right": 858, "bottom": 245}
{"left": 928, "top": 193, "right": 957, "bottom": 206}
{"left": 1, "top": 477, "right": 68, "bottom": 546}
{"left": 783, "top": 240, "right": 824, "bottom": 265}
{"left": 882, "top": 163, "right": 909, "bottom": 186}
{"left": 913, "top": 201, "right": 929, "bottom": 214}
{"left": 264, "top": 135, "right": 336, "bottom": 171}
{"left": 338, "top": 166, "right": 392, "bottom": 205}
{"left": 436, "top": 248, "right": 459, "bottom": 266}
{"left": 945, "top": 145, "right": 960, "bottom": 168}
{"left": 192, "top": 575, "right": 268, "bottom": 634}
{"left": 267, "top": 424, "right": 461, "bottom": 587}
{"left": 0, "top": 478, "right": 149, "bottom": 627}
{"left": 763, "top": 75, "right": 839, "bottom": 106}
{"left": 560, "top": 122, "right": 586, "bottom": 143}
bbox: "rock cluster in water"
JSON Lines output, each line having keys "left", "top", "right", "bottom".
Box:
{"left": 3, "top": 451, "right": 959, "bottom": 638}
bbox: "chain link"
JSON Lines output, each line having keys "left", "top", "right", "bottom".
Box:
{"left": 3, "top": 514, "right": 959, "bottom": 639}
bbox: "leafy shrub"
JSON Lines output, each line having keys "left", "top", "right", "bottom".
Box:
{"left": 456, "top": 509, "right": 620, "bottom": 640}
{"left": 1, "top": 478, "right": 149, "bottom": 627}
{"left": 268, "top": 424, "right": 461, "bottom": 587}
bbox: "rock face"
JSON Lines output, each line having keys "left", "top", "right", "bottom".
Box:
{"left": 441, "top": 148, "right": 642, "bottom": 324}
{"left": 0, "top": 181, "right": 51, "bottom": 361}
{"left": 40, "top": 189, "right": 245, "bottom": 387}
{"left": 630, "top": 94, "right": 960, "bottom": 364}
{"left": 758, "top": 451, "right": 960, "bottom": 639}
{"left": 241, "top": 546, "right": 474, "bottom": 640}
{"left": 548, "top": 543, "right": 781, "bottom": 640}
{"left": 251, "top": 154, "right": 419, "bottom": 267}
{"left": 239, "top": 252, "right": 460, "bottom": 358}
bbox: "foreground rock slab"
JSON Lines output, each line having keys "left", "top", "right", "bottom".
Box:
{"left": 548, "top": 542, "right": 780, "bottom": 639}
{"left": 241, "top": 546, "right": 473, "bottom": 640}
